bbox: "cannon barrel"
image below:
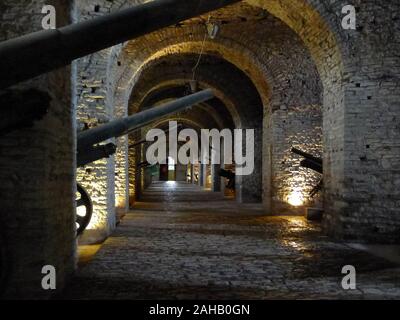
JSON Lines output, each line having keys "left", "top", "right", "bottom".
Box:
{"left": 291, "top": 147, "right": 323, "bottom": 175}
{"left": 219, "top": 169, "right": 235, "bottom": 190}
{"left": 77, "top": 89, "right": 214, "bottom": 153}
{"left": 291, "top": 147, "right": 323, "bottom": 165}
{"left": 219, "top": 169, "right": 235, "bottom": 179}
{"left": 0, "top": 0, "right": 240, "bottom": 90}
{"left": 300, "top": 159, "right": 323, "bottom": 174}
{"left": 77, "top": 143, "right": 117, "bottom": 167}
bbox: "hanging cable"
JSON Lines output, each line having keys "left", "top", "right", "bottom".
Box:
{"left": 191, "top": 15, "right": 211, "bottom": 83}
{"left": 192, "top": 32, "right": 207, "bottom": 81}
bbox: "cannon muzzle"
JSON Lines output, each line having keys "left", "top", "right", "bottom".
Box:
{"left": 219, "top": 169, "right": 235, "bottom": 190}
{"left": 291, "top": 147, "right": 322, "bottom": 165}
{"left": 291, "top": 147, "right": 323, "bottom": 196}
{"left": 0, "top": 0, "right": 240, "bottom": 90}
{"left": 291, "top": 147, "right": 323, "bottom": 174}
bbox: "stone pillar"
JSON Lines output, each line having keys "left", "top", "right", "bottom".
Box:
{"left": 202, "top": 164, "right": 209, "bottom": 188}
{"left": 144, "top": 166, "right": 153, "bottom": 189}
{"left": 137, "top": 144, "right": 145, "bottom": 197}
{"left": 0, "top": 0, "right": 76, "bottom": 299}
{"left": 199, "top": 164, "right": 205, "bottom": 187}
{"left": 78, "top": 154, "right": 116, "bottom": 244}
{"left": 176, "top": 163, "right": 187, "bottom": 181}
{"left": 115, "top": 134, "right": 129, "bottom": 218}
{"left": 236, "top": 126, "right": 262, "bottom": 203}
{"left": 321, "top": 0, "right": 400, "bottom": 243}
{"left": 128, "top": 139, "right": 138, "bottom": 208}
{"left": 211, "top": 164, "right": 222, "bottom": 192}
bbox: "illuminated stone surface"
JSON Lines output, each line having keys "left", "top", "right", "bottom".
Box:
{"left": 1, "top": 0, "right": 399, "bottom": 299}
{"left": 61, "top": 183, "right": 400, "bottom": 300}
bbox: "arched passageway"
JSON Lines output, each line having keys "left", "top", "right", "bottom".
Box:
{"left": 0, "top": 0, "right": 399, "bottom": 300}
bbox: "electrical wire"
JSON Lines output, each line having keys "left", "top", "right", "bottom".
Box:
{"left": 192, "top": 15, "right": 212, "bottom": 82}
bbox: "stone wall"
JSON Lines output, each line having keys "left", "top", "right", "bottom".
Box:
{"left": 266, "top": 105, "right": 323, "bottom": 214}
{"left": 110, "top": 3, "right": 323, "bottom": 207}
{"left": 72, "top": 0, "right": 319, "bottom": 228}
{"left": 332, "top": 0, "right": 400, "bottom": 242}
{"left": 0, "top": 0, "right": 76, "bottom": 298}
{"left": 71, "top": 0, "right": 400, "bottom": 243}
{"left": 73, "top": 0, "right": 117, "bottom": 243}
{"left": 125, "top": 54, "right": 264, "bottom": 202}
{"left": 72, "top": 0, "right": 149, "bottom": 241}
{"left": 247, "top": 0, "right": 400, "bottom": 242}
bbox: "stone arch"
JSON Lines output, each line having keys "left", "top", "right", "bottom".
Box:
{"left": 125, "top": 76, "right": 243, "bottom": 204}
{"left": 81, "top": 0, "right": 400, "bottom": 241}
{"left": 120, "top": 52, "right": 265, "bottom": 203}
{"left": 246, "top": 0, "right": 400, "bottom": 241}
{"left": 108, "top": 9, "right": 324, "bottom": 208}
{"left": 127, "top": 82, "right": 233, "bottom": 203}
{"left": 115, "top": 39, "right": 272, "bottom": 112}
{"left": 245, "top": 0, "right": 346, "bottom": 80}
{"left": 130, "top": 79, "right": 240, "bottom": 127}
{"left": 119, "top": 77, "right": 241, "bottom": 209}
{"left": 135, "top": 85, "right": 233, "bottom": 130}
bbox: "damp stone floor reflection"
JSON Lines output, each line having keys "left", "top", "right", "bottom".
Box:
{"left": 61, "top": 182, "right": 400, "bottom": 300}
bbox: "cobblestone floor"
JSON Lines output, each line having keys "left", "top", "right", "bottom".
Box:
{"left": 61, "top": 182, "right": 400, "bottom": 300}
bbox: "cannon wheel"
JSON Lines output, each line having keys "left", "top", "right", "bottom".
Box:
{"left": 76, "top": 183, "right": 93, "bottom": 237}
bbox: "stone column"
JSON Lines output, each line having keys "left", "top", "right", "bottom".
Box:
{"left": 236, "top": 126, "right": 262, "bottom": 203}
{"left": 202, "top": 164, "right": 209, "bottom": 188}
{"left": 199, "top": 164, "right": 205, "bottom": 187}
{"left": 115, "top": 136, "right": 129, "bottom": 220}
{"left": 0, "top": 0, "right": 75, "bottom": 299}
{"left": 211, "top": 164, "right": 221, "bottom": 192}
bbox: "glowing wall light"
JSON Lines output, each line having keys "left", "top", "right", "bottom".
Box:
{"left": 116, "top": 196, "right": 126, "bottom": 209}
{"left": 287, "top": 189, "right": 305, "bottom": 207}
{"left": 77, "top": 206, "right": 87, "bottom": 218}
